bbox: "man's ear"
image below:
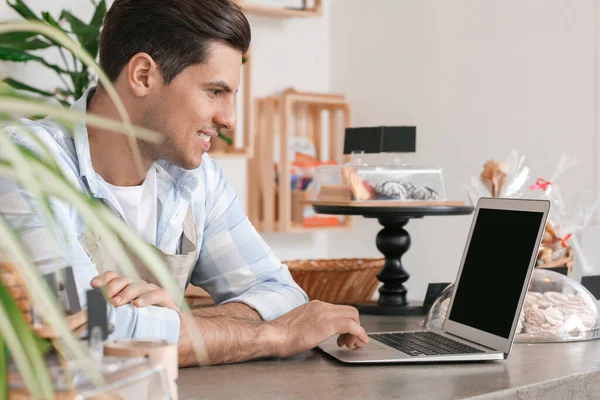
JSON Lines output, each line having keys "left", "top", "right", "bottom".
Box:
{"left": 126, "top": 52, "right": 162, "bottom": 97}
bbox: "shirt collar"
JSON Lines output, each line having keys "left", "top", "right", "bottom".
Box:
{"left": 70, "top": 86, "right": 199, "bottom": 197}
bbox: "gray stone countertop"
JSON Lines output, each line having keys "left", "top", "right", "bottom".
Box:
{"left": 178, "top": 314, "right": 600, "bottom": 399}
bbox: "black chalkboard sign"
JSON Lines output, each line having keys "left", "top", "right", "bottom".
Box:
{"left": 343, "top": 126, "right": 416, "bottom": 154}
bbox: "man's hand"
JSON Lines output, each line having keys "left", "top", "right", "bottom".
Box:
{"left": 267, "top": 300, "right": 368, "bottom": 357}
{"left": 91, "top": 271, "right": 180, "bottom": 312}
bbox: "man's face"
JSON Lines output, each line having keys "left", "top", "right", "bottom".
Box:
{"left": 141, "top": 42, "right": 241, "bottom": 170}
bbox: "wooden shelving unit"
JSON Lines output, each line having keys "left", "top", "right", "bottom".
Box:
{"left": 248, "top": 88, "right": 353, "bottom": 233}
{"left": 234, "top": 0, "right": 322, "bottom": 19}
{"left": 209, "top": 50, "right": 255, "bottom": 159}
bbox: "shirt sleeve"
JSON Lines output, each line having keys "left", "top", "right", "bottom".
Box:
{"left": 190, "top": 157, "right": 309, "bottom": 321}
{"left": 0, "top": 175, "right": 180, "bottom": 344}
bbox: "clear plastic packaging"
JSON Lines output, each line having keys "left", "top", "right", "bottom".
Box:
{"left": 307, "top": 153, "right": 447, "bottom": 203}
{"left": 423, "top": 269, "right": 600, "bottom": 343}
{"left": 307, "top": 164, "right": 351, "bottom": 202}
{"left": 9, "top": 355, "right": 171, "bottom": 399}
{"left": 465, "top": 149, "right": 531, "bottom": 204}
{"left": 527, "top": 154, "right": 600, "bottom": 274}
{"left": 343, "top": 165, "right": 447, "bottom": 202}
{"left": 465, "top": 151, "right": 600, "bottom": 276}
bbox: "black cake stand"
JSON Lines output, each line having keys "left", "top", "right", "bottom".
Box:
{"left": 312, "top": 202, "right": 474, "bottom": 316}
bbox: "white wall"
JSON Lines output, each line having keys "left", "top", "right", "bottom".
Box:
{"left": 328, "top": 0, "right": 598, "bottom": 301}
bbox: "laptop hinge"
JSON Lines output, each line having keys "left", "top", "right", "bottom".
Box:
{"left": 444, "top": 331, "right": 497, "bottom": 352}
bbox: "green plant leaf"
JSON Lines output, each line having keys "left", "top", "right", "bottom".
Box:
{"left": 59, "top": 11, "right": 97, "bottom": 35}
{"left": 55, "top": 88, "right": 75, "bottom": 98}
{"left": 0, "top": 334, "right": 6, "bottom": 400}
{"left": 0, "top": 30, "right": 53, "bottom": 50}
{"left": 90, "top": 0, "right": 107, "bottom": 28}
{"left": 0, "top": 31, "right": 52, "bottom": 50}
{"left": 0, "top": 31, "right": 37, "bottom": 43}
{"left": 0, "top": 46, "right": 71, "bottom": 75}
{"left": 0, "top": 96, "right": 163, "bottom": 143}
{"left": 70, "top": 68, "right": 89, "bottom": 99}
{"left": 36, "top": 12, "right": 72, "bottom": 50}
{"left": 0, "top": 278, "right": 54, "bottom": 399}
{"left": 0, "top": 80, "right": 33, "bottom": 99}
{"left": 7, "top": 37, "right": 52, "bottom": 50}
{"left": 0, "top": 46, "right": 40, "bottom": 62}
{"left": 218, "top": 130, "right": 232, "bottom": 145}
{"left": 3, "top": 78, "right": 54, "bottom": 97}
{"left": 0, "top": 131, "right": 58, "bottom": 240}
{"left": 60, "top": 10, "right": 101, "bottom": 59}
{"left": 40, "top": 12, "right": 61, "bottom": 31}
{"left": 6, "top": 0, "right": 39, "bottom": 21}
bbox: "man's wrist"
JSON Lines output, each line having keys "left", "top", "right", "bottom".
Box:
{"left": 260, "top": 321, "right": 286, "bottom": 358}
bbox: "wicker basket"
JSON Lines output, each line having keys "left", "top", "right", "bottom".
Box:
{"left": 284, "top": 258, "right": 383, "bottom": 304}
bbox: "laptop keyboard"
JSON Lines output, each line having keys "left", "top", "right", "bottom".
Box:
{"left": 368, "top": 331, "right": 485, "bottom": 357}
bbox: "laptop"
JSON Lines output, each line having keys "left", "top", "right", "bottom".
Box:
{"left": 318, "top": 197, "right": 550, "bottom": 364}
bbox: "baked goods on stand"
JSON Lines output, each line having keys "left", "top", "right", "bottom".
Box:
{"left": 304, "top": 127, "right": 474, "bottom": 316}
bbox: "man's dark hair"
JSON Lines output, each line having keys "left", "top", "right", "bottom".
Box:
{"left": 99, "top": 0, "right": 251, "bottom": 83}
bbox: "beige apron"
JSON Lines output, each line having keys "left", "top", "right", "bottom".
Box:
{"left": 79, "top": 206, "right": 199, "bottom": 306}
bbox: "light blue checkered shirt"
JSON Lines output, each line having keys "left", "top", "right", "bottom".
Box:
{"left": 0, "top": 87, "right": 308, "bottom": 344}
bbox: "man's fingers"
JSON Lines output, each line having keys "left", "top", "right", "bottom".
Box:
{"left": 112, "top": 281, "right": 155, "bottom": 306}
{"left": 332, "top": 319, "right": 368, "bottom": 346}
{"left": 134, "top": 288, "right": 175, "bottom": 310}
{"left": 105, "top": 277, "right": 131, "bottom": 299}
{"left": 344, "top": 333, "right": 357, "bottom": 349}
{"left": 89, "top": 272, "right": 176, "bottom": 310}
{"left": 343, "top": 320, "right": 368, "bottom": 344}
{"left": 91, "top": 270, "right": 120, "bottom": 288}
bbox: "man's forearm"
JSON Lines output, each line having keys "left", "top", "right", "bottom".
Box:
{"left": 190, "top": 302, "right": 262, "bottom": 321}
{"left": 177, "top": 310, "right": 279, "bottom": 367}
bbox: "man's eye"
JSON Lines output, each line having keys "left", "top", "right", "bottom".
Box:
{"left": 209, "top": 89, "right": 221, "bottom": 96}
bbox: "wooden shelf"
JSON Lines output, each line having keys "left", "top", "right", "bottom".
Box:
{"left": 248, "top": 88, "right": 353, "bottom": 233}
{"left": 234, "top": 1, "right": 322, "bottom": 19}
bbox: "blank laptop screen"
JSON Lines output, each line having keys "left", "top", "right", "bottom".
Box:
{"left": 448, "top": 208, "right": 544, "bottom": 338}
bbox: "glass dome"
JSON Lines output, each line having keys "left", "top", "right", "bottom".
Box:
{"left": 307, "top": 162, "right": 447, "bottom": 203}
{"left": 423, "top": 269, "right": 600, "bottom": 343}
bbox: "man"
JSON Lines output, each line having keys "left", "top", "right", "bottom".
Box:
{"left": 0, "top": 0, "right": 368, "bottom": 366}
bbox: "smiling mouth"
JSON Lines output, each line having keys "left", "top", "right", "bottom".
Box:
{"left": 198, "top": 132, "right": 213, "bottom": 143}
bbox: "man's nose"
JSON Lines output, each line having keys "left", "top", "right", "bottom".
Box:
{"left": 215, "top": 100, "right": 236, "bottom": 131}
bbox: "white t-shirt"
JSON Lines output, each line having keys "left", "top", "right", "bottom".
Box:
{"left": 106, "top": 166, "right": 158, "bottom": 245}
